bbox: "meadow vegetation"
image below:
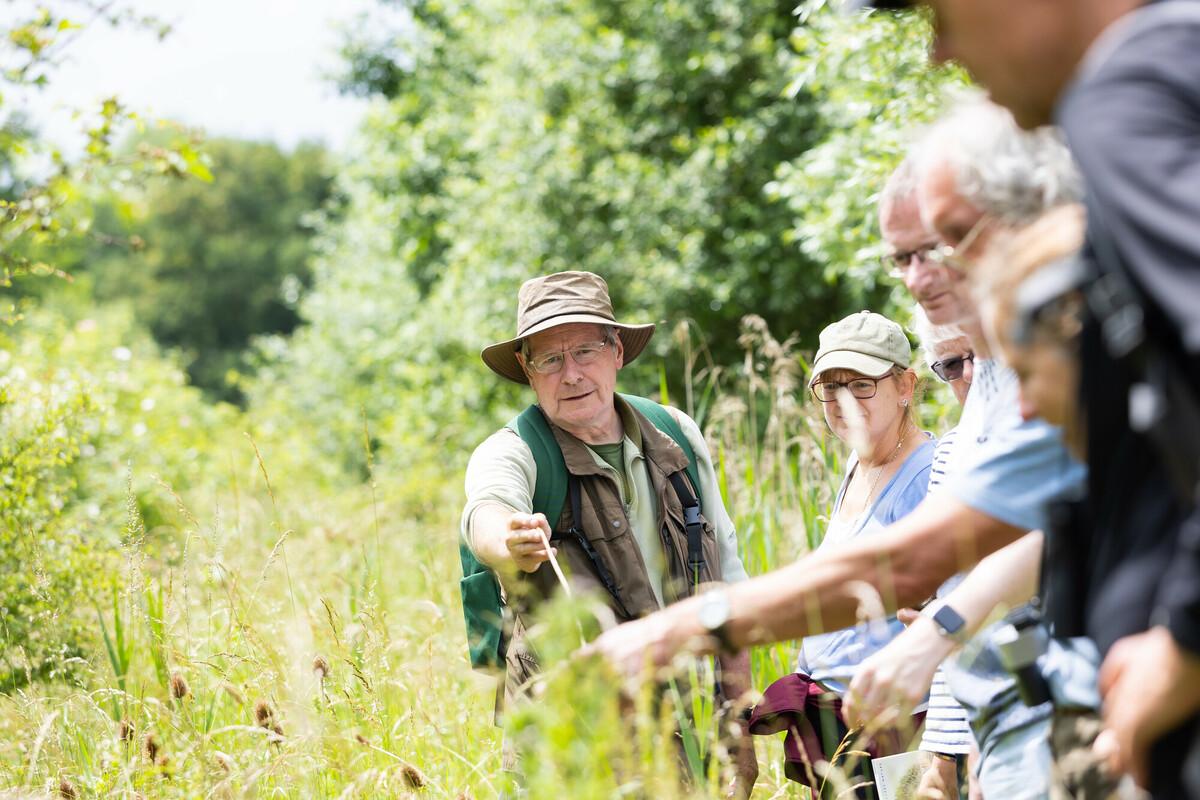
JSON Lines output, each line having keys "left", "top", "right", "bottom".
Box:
{"left": 0, "top": 1, "right": 963, "bottom": 796}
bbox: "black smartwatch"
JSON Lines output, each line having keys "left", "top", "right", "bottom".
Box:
{"left": 922, "top": 602, "right": 968, "bottom": 644}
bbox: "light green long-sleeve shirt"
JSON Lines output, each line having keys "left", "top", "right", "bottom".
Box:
{"left": 461, "top": 403, "right": 748, "bottom": 606}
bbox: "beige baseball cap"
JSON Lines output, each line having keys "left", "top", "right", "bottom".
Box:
{"left": 809, "top": 310, "right": 912, "bottom": 386}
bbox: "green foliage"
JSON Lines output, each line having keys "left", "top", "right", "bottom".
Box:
{"left": 253, "top": 0, "right": 963, "bottom": 485}
{"left": 40, "top": 138, "right": 336, "bottom": 401}
{"left": 0, "top": 364, "right": 97, "bottom": 691}
{"left": 1, "top": 5, "right": 208, "bottom": 319}
{"left": 772, "top": 1, "right": 967, "bottom": 307}
{"left": 0, "top": 301, "right": 243, "bottom": 692}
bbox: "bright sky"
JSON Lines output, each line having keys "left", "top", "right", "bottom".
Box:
{"left": 6, "top": 0, "right": 396, "bottom": 154}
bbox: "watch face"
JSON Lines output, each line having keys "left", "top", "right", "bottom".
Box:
{"left": 699, "top": 591, "right": 731, "bottom": 630}
{"left": 933, "top": 604, "right": 966, "bottom": 636}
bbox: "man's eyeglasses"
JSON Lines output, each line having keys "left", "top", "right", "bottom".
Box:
{"left": 886, "top": 215, "right": 994, "bottom": 279}
{"left": 811, "top": 376, "right": 887, "bottom": 403}
{"left": 930, "top": 352, "right": 974, "bottom": 383}
{"left": 885, "top": 244, "right": 939, "bottom": 279}
{"left": 525, "top": 340, "right": 611, "bottom": 375}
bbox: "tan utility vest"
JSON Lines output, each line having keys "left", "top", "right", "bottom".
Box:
{"left": 501, "top": 402, "right": 722, "bottom": 710}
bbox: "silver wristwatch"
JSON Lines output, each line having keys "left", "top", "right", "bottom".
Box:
{"left": 697, "top": 588, "right": 737, "bottom": 654}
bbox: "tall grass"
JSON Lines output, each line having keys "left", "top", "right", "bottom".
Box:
{"left": 0, "top": 315, "right": 946, "bottom": 799}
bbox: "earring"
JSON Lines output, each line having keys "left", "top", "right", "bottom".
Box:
{"left": 901, "top": 399, "right": 909, "bottom": 407}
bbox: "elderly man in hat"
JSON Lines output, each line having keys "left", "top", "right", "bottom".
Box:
{"left": 461, "top": 270, "right": 756, "bottom": 794}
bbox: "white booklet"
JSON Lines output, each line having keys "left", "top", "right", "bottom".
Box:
{"left": 870, "top": 751, "right": 934, "bottom": 800}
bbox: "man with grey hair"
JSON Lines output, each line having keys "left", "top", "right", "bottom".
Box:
{"left": 590, "top": 97, "right": 1093, "bottom": 799}
{"left": 860, "top": 96, "right": 1096, "bottom": 800}
{"left": 462, "top": 270, "right": 757, "bottom": 795}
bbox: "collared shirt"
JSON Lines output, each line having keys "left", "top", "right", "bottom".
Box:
{"left": 947, "top": 359, "right": 1086, "bottom": 533}
{"left": 461, "top": 401, "right": 748, "bottom": 607}
{"left": 940, "top": 358, "right": 1088, "bottom": 757}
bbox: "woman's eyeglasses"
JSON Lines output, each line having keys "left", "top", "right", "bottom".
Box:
{"left": 930, "top": 352, "right": 974, "bottom": 383}
{"left": 811, "top": 376, "right": 886, "bottom": 403}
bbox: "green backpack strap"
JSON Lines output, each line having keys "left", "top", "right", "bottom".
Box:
{"left": 620, "top": 393, "right": 702, "bottom": 506}
{"left": 458, "top": 405, "right": 566, "bottom": 671}
{"left": 509, "top": 405, "right": 568, "bottom": 527}
{"left": 459, "top": 398, "right": 700, "bottom": 670}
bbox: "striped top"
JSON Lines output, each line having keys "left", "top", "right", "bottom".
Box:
{"left": 928, "top": 428, "right": 959, "bottom": 492}
{"left": 919, "top": 427, "right": 975, "bottom": 755}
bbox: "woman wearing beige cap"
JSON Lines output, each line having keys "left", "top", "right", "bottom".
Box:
{"left": 747, "top": 310, "right": 934, "bottom": 792}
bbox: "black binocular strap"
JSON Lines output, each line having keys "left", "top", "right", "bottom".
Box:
{"left": 550, "top": 471, "right": 707, "bottom": 616}
{"left": 550, "top": 475, "right": 632, "bottom": 620}
{"left": 667, "top": 472, "right": 706, "bottom": 586}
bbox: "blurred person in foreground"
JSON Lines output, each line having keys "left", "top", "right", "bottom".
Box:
{"left": 586, "top": 97, "right": 1088, "bottom": 796}
{"left": 850, "top": 0, "right": 1200, "bottom": 795}
{"left": 975, "top": 204, "right": 1147, "bottom": 799}
{"left": 747, "top": 310, "right": 934, "bottom": 796}
{"left": 848, "top": 101, "right": 1095, "bottom": 800}
{"left": 460, "top": 270, "right": 756, "bottom": 795}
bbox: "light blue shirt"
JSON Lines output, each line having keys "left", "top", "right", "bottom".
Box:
{"left": 796, "top": 436, "right": 934, "bottom": 694}
{"left": 946, "top": 359, "right": 1086, "bottom": 531}
{"left": 938, "top": 359, "right": 1094, "bottom": 779}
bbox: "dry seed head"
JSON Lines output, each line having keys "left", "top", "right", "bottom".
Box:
{"left": 270, "top": 722, "right": 285, "bottom": 740}
{"left": 144, "top": 733, "right": 159, "bottom": 762}
{"left": 169, "top": 671, "right": 190, "bottom": 701}
{"left": 355, "top": 733, "right": 369, "bottom": 746}
{"left": 213, "top": 751, "right": 234, "bottom": 773}
{"left": 118, "top": 718, "right": 135, "bottom": 744}
{"left": 312, "top": 655, "right": 330, "bottom": 680}
{"left": 253, "top": 700, "right": 274, "bottom": 727}
{"left": 221, "top": 682, "right": 246, "bottom": 706}
{"left": 57, "top": 778, "right": 77, "bottom": 799}
{"left": 400, "top": 762, "right": 426, "bottom": 790}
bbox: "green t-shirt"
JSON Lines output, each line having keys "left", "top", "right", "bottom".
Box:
{"left": 587, "top": 440, "right": 630, "bottom": 498}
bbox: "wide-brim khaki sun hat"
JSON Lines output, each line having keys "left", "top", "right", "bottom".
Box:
{"left": 808, "top": 310, "right": 912, "bottom": 387}
{"left": 482, "top": 271, "right": 656, "bottom": 385}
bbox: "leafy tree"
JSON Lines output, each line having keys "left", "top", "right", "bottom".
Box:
{"left": 253, "top": 0, "right": 962, "bottom": 479}
{"left": 65, "top": 138, "right": 336, "bottom": 401}
{"left": 0, "top": 3, "right": 233, "bottom": 690}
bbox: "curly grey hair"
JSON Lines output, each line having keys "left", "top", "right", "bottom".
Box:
{"left": 915, "top": 91, "right": 1082, "bottom": 224}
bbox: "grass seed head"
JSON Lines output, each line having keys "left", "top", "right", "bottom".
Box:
{"left": 400, "top": 762, "right": 426, "bottom": 790}
{"left": 169, "top": 671, "right": 190, "bottom": 701}
{"left": 312, "top": 655, "right": 330, "bottom": 679}
{"left": 143, "top": 733, "right": 159, "bottom": 763}
{"left": 213, "top": 751, "right": 234, "bottom": 773}
{"left": 253, "top": 700, "right": 274, "bottom": 727}
{"left": 118, "top": 718, "right": 135, "bottom": 744}
{"left": 57, "top": 779, "right": 77, "bottom": 799}
{"left": 221, "top": 682, "right": 246, "bottom": 706}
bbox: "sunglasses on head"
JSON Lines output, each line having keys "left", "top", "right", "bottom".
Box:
{"left": 930, "top": 352, "right": 974, "bottom": 382}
